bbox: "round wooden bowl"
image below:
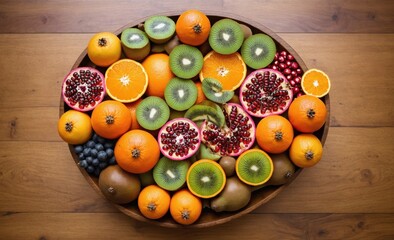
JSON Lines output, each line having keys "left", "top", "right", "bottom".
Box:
{"left": 59, "top": 11, "right": 330, "bottom": 228}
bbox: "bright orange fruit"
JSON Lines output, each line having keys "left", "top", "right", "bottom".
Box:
{"left": 199, "top": 51, "right": 246, "bottom": 91}
{"left": 301, "top": 69, "right": 331, "bottom": 98}
{"left": 105, "top": 59, "right": 148, "bottom": 102}
{"left": 142, "top": 53, "right": 175, "bottom": 98}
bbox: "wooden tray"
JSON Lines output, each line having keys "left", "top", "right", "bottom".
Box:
{"left": 59, "top": 11, "right": 330, "bottom": 228}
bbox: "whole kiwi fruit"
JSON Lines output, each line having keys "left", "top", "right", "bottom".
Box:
{"left": 219, "top": 156, "right": 236, "bottom": 177}
{"left": 265, "top": 153, "right": 296, "bottom": 186}
{"left": 98, "top": 165, "right": 141, "bottom": 204}
{"left": 210, "top": 177, "right": 251, "bottom": 212}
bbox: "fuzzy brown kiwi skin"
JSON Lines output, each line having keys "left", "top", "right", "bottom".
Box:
{"left": 240, "top": 24, "right": 253, "bottom": 39}
{"left": 164, "top": 35, "right": 181, "bottom": 54}
{"left": 219, "top": 156, "right": 236, "bottom": 177}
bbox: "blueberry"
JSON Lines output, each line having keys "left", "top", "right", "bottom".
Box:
{"left": 99, "top": 162, "right": 108, "bottom": 169}
{"left": 82, "top": 148, "right": 91, "bottom": 157}
{"left": 92, "top": 158, "right": 100, "bottom": 166}
{"left": 97, "top": 136, "right": 106, "bottom": 144}
{"left": 90, "top": 149, "right": 98, "bottom": 158}
{"left": 92, "top": 133, "right": 99, "bottom": 142}
{"left": 98, "top": 151, "right": 108, "bottom": 161}
{"left": 86, "top": 166, "right": 95, "bottom": 174}
{"left": 105, "top": 148, "right": 114, "bottom": 158}
{"left": 74, "top": 145, "right": 83, "bottom": 154}
{"left": 95, "top": 143, "right": 104, "bottom": 151}
{"left": 79, "top": 160, "right": 88, "bottom": 168}
{"left": 86, "top": 156, "right": 93, "bottom": 164}
{"left": 78, "top": 153, "right": 85, "bottom": 160}
{"left": 104, "top": 142, "right": 114, "bottom": 149}
{"left": 86, "top": 140, "right": 95, "bottom": 149}
{"left": 94, "top": 168, "right": 101, "bottom": 177}
{"left": 108, "top": 156, "right": 117, "bottom": 165}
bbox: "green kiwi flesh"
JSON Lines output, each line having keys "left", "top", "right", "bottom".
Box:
{"left": 187, "top": 161, "right": 225, "bottom": 198}
{"left": 209, "top": 19, "right": 244, "bottom": 55}
{"left": 136, "top": 96, "right": 170, "bottom": 130}
{"left": 241, "top": 33, "right": 276, "bottom": 69}
{"left": 153, "top": 156, "right": 189, "bottom": 191}
{"left": 184, "top": 104, "right": 225, "bottom": 127}
{"left": 144, "top": 16, "right": 176, "bottom": 44}
{"left": 164, "top": 77, "right": 198, "bottom": 111}
{"left": 120, "top": 28, "right": 150, "bottom": 61}
{"left": 202, "top": 78, "right": 234, "bottom": 104}
{"left": 237, "top": 150, "right": 273, "bottom": 185}
{"left": 169, "top": 44, "right": 203, "bottom": 79}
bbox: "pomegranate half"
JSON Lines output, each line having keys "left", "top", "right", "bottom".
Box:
{"left": 158, "top": 118, "right": 201, "bottom": 160}
{"left": 239, "top": 68, "right": 293, "bottom": 118}
{"left": 62, "top": 67, "right": 105, "bottom": 112}
{"left": 201, "top": 103, "right": 255, "bottom": 157}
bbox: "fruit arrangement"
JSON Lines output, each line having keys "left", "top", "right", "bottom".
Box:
{"left": 58, "top": 10, "right": 330, "bottom": 227}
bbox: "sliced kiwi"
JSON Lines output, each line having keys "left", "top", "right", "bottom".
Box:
{"left": 197, "top": 144, "right": 221, "bottom": 161}
{"left": 241, "top": 33, "right": 276, "bottom": 69}
{"left": 202, "top": 78, "right": 234, "bottom": 104}
{"left": 169, "top": 44, "right": 203, "bottom": 79}
{"left": 186, "top": 159, "right": 226, "bottom": 198}
{"left": 153, "top": 156, "right": 189, "bottom": 191}
{"left": 136, "top": 96, "right": 170, "bottom": 130}
{"left": 184, "top": 104, "right": 225, "bottom": 127}
{"left": 164, "top": 77, "right": 198, "bottom": 111}
{"left": 144, "top": 16, "right": 176, "bottom": 44}
{"left": 209, "top": 19, "right": 244, "bottom": 55}
{"left": 236, "top": 149, "right": 274, "bottom": 186}
{"left": 121, "top": 28, "right": 150, "bottom": 61}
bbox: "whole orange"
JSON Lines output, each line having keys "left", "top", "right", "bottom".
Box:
{"left": 176, "top": 10, "right": 211, "bottom": 46}
{"left": 288, "top": 95, "right": 327, "bottom": 133}
{"left": 91, "top": 100, "right": 131, "bottom": 139}
{"left": 256, "top": 115, "right": 294, "bottom": 154}
{"left": 170, "top": 189, "right": 202, "bottom": 225}
{"left": 114, "top": 130, "right": 160, "bottom": 174}
{"left": 289, "top": 134, "right": 323, "bottom": 168}
{"left": 87, "top": 32, "right": 121, "bottom": 67}
{"left": 58, "top": 110, "right": 92, "bottom": 145}
{"left": 138, "top": 185, "right": 170, "bottom": 219}
{"left": 142, "top": 53, "right": 175, "bottom": 98}
{"left": 125, "top": 99, "right": 142, "bottom": 130}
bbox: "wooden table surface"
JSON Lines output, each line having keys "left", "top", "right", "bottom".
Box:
{"left": 1, "top": 0, "right": 393, "bottom": 239}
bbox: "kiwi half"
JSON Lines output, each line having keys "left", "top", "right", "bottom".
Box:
{"left": 164, "top": 77, "right": 198, "bottom": 111}
{"left": 236, "top": 149, "right": 274, "bottom": 186}
{"left": 202, "top": 78, "right": 234, "bottom": 104}
{"left": 241, "top": 33, "right": 276, "bottom": 69}
{"left": 169, "top": 44, "right": 204, "bottom": 79}
{"left": 184, "top": 104, "right": 225, "bottom": 127}
{"left": 186, "top": 159, "right": 226, "bottom": 198}
{"left": 121, "top": 28, "right": 150, "bottom": 61}
{"left": 136, "top": 96, "right": 170, "bottom": 130}
{"left": 209, "top": 19, "right": 244, "bottom": 55}
{"left": 144, "top": 16, "right": 176, "bottom": 44}
{"left": 153, "top": 156, "right": 189, "bottom": 191}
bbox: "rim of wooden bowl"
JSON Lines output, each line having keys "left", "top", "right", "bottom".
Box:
{"left": 59, "top": 10, "right": 330, "bottom": 228}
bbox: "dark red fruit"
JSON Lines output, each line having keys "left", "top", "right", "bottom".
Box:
{"left": 158, "top": 118, "right": 201, "bottom": 161}
{"left": 239, "top": 68, "right": 293, "bottom": 118}
{"left": 269, "top": 50, "right": 304, "bottom": 96}
{"left": 201, "top": 103, "right": 255, "bottom": 157}
{"left": 62, "top": 67, "right": 105, "bottom": 111}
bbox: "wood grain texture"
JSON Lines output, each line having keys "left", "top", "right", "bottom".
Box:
{"left": 0, "top": 0, "right": 393, "bottom": 33}
{"left": 1, "top": 127, "right": 392, "bottom": 213}
{"left": 0, "top": 34, "right": 393, "bottom": 127}
{"left": 0, "top": 213, "right": 393, "bottom": 240}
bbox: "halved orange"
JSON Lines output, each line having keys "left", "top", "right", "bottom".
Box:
{"left": 186, "top": 159, "right": 226, "bottom": 198}
{"left": 301, "top": 69, "right": 331, "bottom": 98}
{"left": 105, "top": 59, "right": 148, "bottom": 102}
{"left": 199, "top": 51, "right": 246, "bottom": 91}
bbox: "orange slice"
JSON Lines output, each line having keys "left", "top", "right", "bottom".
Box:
{"left": 105, "top": 59, "right": 148, "bottom": 102}
{"left": 199, "top": 51, "right": 246, "bottom": 91}
{"left": 301, "top": 69, "right": 331, "bottom": 98}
